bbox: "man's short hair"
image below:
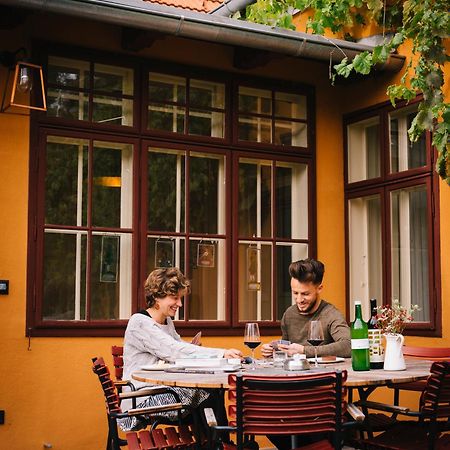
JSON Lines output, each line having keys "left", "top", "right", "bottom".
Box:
{"left": 289, "top": 258, "right": 324, "bottom": 285}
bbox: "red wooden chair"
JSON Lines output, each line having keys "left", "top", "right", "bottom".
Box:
{"left": 209, "top": 370, "right": 357, "bottom": 450}
{"left": 126, "top": 426, "right": 197, "bottom": 449}
{"left": 361, "top": 360, "right": 450, "bottom": 450}
{"left": 92, "top": 356, "right": 195, "bottom": 450}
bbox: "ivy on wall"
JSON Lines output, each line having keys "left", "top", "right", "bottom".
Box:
{"left": 245, "top": 0, "right": 450, "bottom": 184}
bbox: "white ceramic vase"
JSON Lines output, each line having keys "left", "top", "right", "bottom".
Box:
{"left": 383, "top": 333, "right": 406, "bottom": 371}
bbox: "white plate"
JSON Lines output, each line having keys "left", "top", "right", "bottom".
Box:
{"left": 307, "top": 357, "right": 345, "bottom": 364}
{"left": 141, "top": 363, "right": 173, "bottom": 371}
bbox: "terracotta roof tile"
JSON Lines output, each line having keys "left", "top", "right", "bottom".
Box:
{"left": 143, "top": 0, "right": 223, "bottom": 13}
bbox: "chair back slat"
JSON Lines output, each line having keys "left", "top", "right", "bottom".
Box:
{"left": 92, "top": 356, "right": 122, "bottom": 414}
{"left": 111, "top": 345, "right": 125, "bottom": 381}
{"left": 421, "top": 361, "right": 450, "bottom": 419}
{"left": 227, "top": 370, "right": 346, "bottom": 446}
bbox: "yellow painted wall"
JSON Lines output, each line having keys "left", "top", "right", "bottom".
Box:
{"left": 0, "top": 10, "right": 448, "bottom": 449}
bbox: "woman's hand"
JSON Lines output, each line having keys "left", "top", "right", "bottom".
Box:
{"left": 261, "top": 343, "right": 274, "bottom": 358}
{"left": 224, "top": 348, "right": 243, "bottom": 359}
{"left": 279, "top": 343, "right": 304, "bottom": 356}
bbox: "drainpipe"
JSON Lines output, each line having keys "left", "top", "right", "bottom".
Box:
{"left": 209, "top": 0, "right": 256, "bottom": 16}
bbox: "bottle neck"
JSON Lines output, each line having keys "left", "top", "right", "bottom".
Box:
{"left": 354, "top": 304, "right": 363, "bottom": 320}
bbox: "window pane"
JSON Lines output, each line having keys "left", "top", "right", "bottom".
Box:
{"left": 275, "top": 92, "right": 306, "bottom": 119}
{"left": 276, "top": 243, "right": 308, "bottom": 320}
{"left": 90, "top": 233, "right": 132, "bottom": 320}
{"left": 276, "top": 162, "right": 308, "bottom": 239}
{"left": 238, "top": 242, "right": 272, "bottom": 321}
{"left": 93, "top": 96, "right": 133, "bottom": 126}
{"left": 149, "top": 73, "right": 186, "bottom": 103}
{"left": 190, "top": 79, "right": 225, "bottom": 109}
{"left": 189, "top": 153, "right": 225, "bottom": 234}
{"left": 239, "top": 87, "right": 271, "bottom": 114}
{"left": 47, "top": 89, "right": 89, "bottom": 120}
{"left": 238, "top": 159, "right": 272, "bottom": 238}
{"left": 238, "top": 116, "right": 271, "bottom": 143}
{"left": 274, "top": 120, "right": 307, "bottom": 147}
{"left": 48, "top": 56, "right": 90, "bottom": 89}
{"left": 391, "top": 185, "right": 429, "bottom": 321}
{"left": 45, "top": 136, "right": 88, "bottom": 226}
{"left": 92, "top": 141, "right": 133, "bottom": 229}
{"left": 43, "top": 231, "right": 87, "bottom": 320}
{"left": 347, "top": 117, "right": 380, "bottom": 182}
{"left": 148, "top": 148, "right": 185, "bottom": 232}
{"left": 348, "top": 194, "right": 382, "bottom": 319}
{"left": 389, "top": 107, "right": 426, "bottom": 173}
{"left": 94, "top": 64, "right": 134, "bottom": 95}
{"left": 148, "top": 104, "right": 185, "bottom": 132}
{"left": 188, "top": 110, "right": 224, "bottom": 138}
{"left": 189, "top": 239, "right": 226, "bottom": 320}
{"left": 146, "top": 236, "right": 185, "bottom": 320}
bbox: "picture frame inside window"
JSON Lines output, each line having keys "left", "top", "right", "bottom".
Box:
{"left": 100, "top": 235, "right": 119, "bottom": 283}
{"left": 155, "top": 239, "right": 175, "bottom": 268}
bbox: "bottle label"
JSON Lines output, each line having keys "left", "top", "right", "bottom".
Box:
{"left": 351, "top": 338, "right": 370, "bottom": 349}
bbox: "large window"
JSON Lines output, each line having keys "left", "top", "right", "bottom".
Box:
{"left": 27, "top": 50, "right": 315, "bottom": 335}
{"left": 345, "top": 100, "right": 440, "bottom": 335}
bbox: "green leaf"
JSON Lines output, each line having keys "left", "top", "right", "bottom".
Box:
{"left": 334, "top": 57, "right": 353, "bottom": 78}
{"left": 372, "top": 45, "right": 389, "bottom": 64}
{"left": 390, "top": 32, "right": 405, "bottom": 48}
{"left": 353, "top": 52, "right": 373, "bottom": 75}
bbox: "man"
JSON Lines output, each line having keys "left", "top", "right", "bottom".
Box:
{"left": 261, "top": 258, "right": 351, "bottom": 359}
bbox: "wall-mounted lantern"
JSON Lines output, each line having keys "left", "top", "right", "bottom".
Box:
{"left": 0, "top": 48, "right": 46, "bottom": 113}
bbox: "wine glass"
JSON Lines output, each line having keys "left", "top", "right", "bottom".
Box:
{"left": 244, "top": 323, "right": 261, "bottom": 370}
{"left": 307, "top": 321, "right": 324, "bottom": 367}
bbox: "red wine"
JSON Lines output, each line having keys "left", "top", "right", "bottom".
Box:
{"left": 307, "top": 339, "right": 323, "bottom": 346}
{"left": 244, "top": 341, "right": 261, "bottom": 350}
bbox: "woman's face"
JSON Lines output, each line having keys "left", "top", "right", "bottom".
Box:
{"left": 156, "top": 289, "right": 185, "bottom": 318}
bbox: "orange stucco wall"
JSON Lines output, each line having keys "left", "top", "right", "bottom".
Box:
{"left": 0, "top": 10, "right": 448, "bottom": 449}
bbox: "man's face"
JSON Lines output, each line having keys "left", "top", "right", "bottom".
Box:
{"left": 291, "top": 278, "right": 322, "bottom": 314}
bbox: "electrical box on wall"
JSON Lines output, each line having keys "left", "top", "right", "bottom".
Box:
{"left": 0, "top": 280, "right": 9, "bottom": 295}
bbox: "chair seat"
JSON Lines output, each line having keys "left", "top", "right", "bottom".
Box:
{"left": 364, "top": 413, "right": 398, "bottom": 431}
{"left": 389, "top": 380, "right": 427, "bottom": 392}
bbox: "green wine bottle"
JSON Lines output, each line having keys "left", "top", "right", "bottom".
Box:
{"left": 351, "top": 300, "right": 370, "bottom": 371}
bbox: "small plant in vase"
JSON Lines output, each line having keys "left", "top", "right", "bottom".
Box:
{"left": 376, "top": 300, "right": 420, "bottom": 371}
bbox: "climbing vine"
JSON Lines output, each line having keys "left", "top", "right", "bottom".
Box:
{"left": 245, "top": 0, "right": 450, "bottom": 184}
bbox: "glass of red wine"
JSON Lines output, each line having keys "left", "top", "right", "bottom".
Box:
{"left": 244, "top": 322, "right": 261, "bottom": 370}
{"left": 307, "top": 320, "right": 324, "bottom": 367}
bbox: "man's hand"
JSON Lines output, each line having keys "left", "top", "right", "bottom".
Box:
{"left": 279, "top": 343, "right": 304, "bottom": 356}
{"left": 224, "top": 348, "right": 243, "bottom": 359}
{"left": 261, "top": 343, "right": 274, "bottom": 358}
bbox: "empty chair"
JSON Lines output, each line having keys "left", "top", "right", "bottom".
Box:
{"left": 361, "top": 360, "right": 450, "bottom": 450}
{"left": 209, "top": 370, "right": 355, "bottom": 450}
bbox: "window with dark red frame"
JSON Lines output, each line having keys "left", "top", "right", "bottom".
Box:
{"left": 344, "top": 99, "right": 441, "bottom": 336}
{"left": 27, "top": 48, "right": 316, "bottom": 336}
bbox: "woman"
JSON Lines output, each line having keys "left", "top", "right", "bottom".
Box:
{"left": 120, "top": 267, "right": 242, "bottom": 431}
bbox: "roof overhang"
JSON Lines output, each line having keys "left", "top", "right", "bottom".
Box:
{"left": 0, "top": 0, "right": 405, "bottom": 72}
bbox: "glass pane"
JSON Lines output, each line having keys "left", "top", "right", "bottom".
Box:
{"left": 391, "top": 185, "right": 429, "bottom": 321}
{"left": 238, "top": 242, "right": 272, "bottom": 321}
{"left": 94, "top": 64, "right": 134, "bottom": 95}
{"left": 92, "top": 141, "right": 133, "bottom": 228}
{"left": 390, "top": 107, "right": 426, "bottom": 173}
{"left": 238, "top": 86, "right": 271, "bottom": 114}
{"left": 238, "top": 116, "right": 271, "bottom": 143}
{"left": 276, "top": 162, "right": 308, "bottom": 239}
{"left": 43, "top": 231, "right": 87, "bottom": 320}
{"left": 148, "top": 148, "right": 185, "bottom": 232}
{"left": 149, "top": 73, "right": 186, "bottom": 103}
{"left": 146, "top": 236, "right": 185, "bottom": 320}
{"left": 274, "top": 120, "right": 307, "bottom": 147}
{"left": 238, "top": 159, "right": 272, "bottom": 238}
{"left": 90, "top": 233, "right": 132, "bottom": 320}
{"left": 188, "top": 110, "right": 224, "bottom": 138}
{"left": 347, "top": 117, "right": 380, "bottom": 182}
{"left": 189, "top": 153, "right": 225, "bottom": 234}
{"left": 45, "top": 136, "right": 88, "bottom": 226}
{"left": 276, "top": 243, "right": 308, "bottom": 320}
{"left": 48, "top": 56, "right": 90, "bottom": 89}
{"left": 348, "top": 195, "right": 382, "bottom": 320}
{"left": 190, "top": 79, "right": 225, "bottom": 109}
{"left": 47, "top": 89, "right": 89, "bottom": 120}
{"left": 189, "top": 239, "right": 226, "bottom": 320}
{"left": 93, "top": 96, "right": 133, "bottom": 126}
{"left": 275, "top": 92, "right": 306, "bottom": 119}
{"left": 148, "top": 104, "right": 185, "bottom": 132}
